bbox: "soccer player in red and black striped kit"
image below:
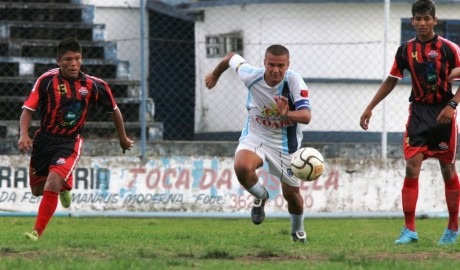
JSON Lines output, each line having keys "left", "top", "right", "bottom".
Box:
{"left": 360, "top": 0, "right": 460, "bottom": 245}
{"left": 18, "top": 38, "right": 134, "bottom": 240}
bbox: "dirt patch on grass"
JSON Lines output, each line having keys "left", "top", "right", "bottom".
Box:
{"left": 240, "top": 251, "right": 460, "bottom": 262}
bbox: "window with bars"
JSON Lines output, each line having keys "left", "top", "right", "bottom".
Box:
{"left": 205, "top": 32, "right": 243, "bottom": 58}
{"left": 400, "top": 18, "right": 460, "bottom": 45}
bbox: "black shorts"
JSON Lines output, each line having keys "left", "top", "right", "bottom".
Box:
{"left": 406, "top": 102, "right": 451, "bottom": 151}
{"left": 30, "top": 130, "right": 81, "bottom": 177}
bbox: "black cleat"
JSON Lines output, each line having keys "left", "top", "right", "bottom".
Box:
{"left": 292, "top": 231, "right": 307, "bottom": 243}
{"left": 251, "top": 193, "right": 268, "bottom": 225}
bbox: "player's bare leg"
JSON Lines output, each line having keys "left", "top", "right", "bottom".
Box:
{"left": 234, "top": 150, "right": 268, "bottom": 224}
{"left": 282, "top": 183, "right": 306, "bottom": 243}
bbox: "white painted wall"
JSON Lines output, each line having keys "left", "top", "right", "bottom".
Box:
{"left": 80, "top": 1, "right": 146, "bottom": 81}
{"left": 195, "top": 2, "right": 460, "bottom": 133}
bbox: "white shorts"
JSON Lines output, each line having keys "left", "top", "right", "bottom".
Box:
{"left": 235, "top": 137, "right": 301, "bottom": 187}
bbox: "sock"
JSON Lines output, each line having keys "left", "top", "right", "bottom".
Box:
{"left": 247, "top": 183, "right": 268, "bottom": 200}
{"left": 444, "top": 174, "right": 460, "bottom": 231}
{"left": 34, "top": 190, "right": 59, "bottom": 237}
{"left": 402, "top": 177, "right": 418, "bottom": 231}
{"left": 290, "top": 213, "right": 304, "bottom": 234}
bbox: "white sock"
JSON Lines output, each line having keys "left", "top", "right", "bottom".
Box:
{"left": 290, "top": 213, "right": 304, "bottom": 233}
{"left": 247, "top": 183, "right": 268, "bottom": 199}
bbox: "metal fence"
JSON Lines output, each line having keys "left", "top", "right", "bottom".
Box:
{"left": 1, "top": 0, "right": 460, "bottom": 157}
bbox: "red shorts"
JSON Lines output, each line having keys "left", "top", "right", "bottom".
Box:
{"left": 404, "top": 102, "right": 457, "bottom": 164}
{"left": 29, "top": 130, "right": 83, "bottom": 191}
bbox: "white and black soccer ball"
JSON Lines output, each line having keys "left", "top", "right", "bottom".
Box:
{"left": 290, "top": 147, "right": 325, "bottom": 181}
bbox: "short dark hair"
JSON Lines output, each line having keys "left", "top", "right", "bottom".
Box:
{"left": 57, "top": 38, "right": 82, "bottom": 58}
{"left": 265, "top": 44, "right": 289, "bottom": 58}
{"left": 412, "top": 0, "right": 436, "bottom": 18}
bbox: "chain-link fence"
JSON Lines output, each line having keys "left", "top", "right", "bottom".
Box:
{"left": 1, "top": 0, "right": 460, "bottom": 154}
{"left": 0, "top": 0, "right": 149, "bottom": 141}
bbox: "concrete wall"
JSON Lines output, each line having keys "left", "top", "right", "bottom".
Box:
{"left": 0, "top": 150, "right": 451, "bottom": 216}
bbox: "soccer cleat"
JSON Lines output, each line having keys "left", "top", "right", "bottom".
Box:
{"left": 59, "top": 190, "right": 72, "bottom": 208}
{"left": 292, "top": 231, "right": 307, "bottom": 243}
{"left": 24, "top": 230, "right": 39, "bottom": 241}
{"left": 438, "top": 228, "right": 459, "bottom": 245}
{"left": 394, "top": 227, "right": 418, "bottom": 244}
{"left": 251, "top": 192, "right": 269, "bottom": 225}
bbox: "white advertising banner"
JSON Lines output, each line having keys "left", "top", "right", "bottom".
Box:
{"left": 0, "top": 155, "right": 449, "bottom": 216}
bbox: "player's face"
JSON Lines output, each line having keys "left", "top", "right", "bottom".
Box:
{"left": 264, "top": 53, "right": 290, "bottom": 87}
{"left": 411, "top": 12, "right": 437, "bottom": 42}
{"left": 57, "top": 51, "right": 82, "bottom": 79}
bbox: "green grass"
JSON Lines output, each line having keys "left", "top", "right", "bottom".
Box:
{"left": 1, "top": 217, "right": 460, "bottom": 269}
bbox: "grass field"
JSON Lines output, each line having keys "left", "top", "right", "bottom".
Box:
{"left": 1, "top": 216, "right": 460, "bottom": 269}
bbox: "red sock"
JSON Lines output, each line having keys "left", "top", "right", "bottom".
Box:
{"left": 34, "top": 190, "right": 59, "bottom": 237}
{"left": 402, "top": 177, "right": 418, "bottom": 231}
{"left": 444, "top": 174, "right": 460, "bottom": 231}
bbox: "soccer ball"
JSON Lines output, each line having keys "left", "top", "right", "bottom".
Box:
{"left": 290, "top": 147, "right": 325, "bottom": 181}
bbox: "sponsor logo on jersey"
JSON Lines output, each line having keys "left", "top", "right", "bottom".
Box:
{"left": 300, "top": 90, "right": 308, "bottom": 98}
{"left": 257, "top": 102, "right": 294, "bottom": 128}
{"left": 255, "top": 117, "right": 293, "bottom": 128}
{"left": 58, "top": 102, "right": 83, "bottom": 128}
{"left": 260, "top": 104, "right": 279, "bottom": 118}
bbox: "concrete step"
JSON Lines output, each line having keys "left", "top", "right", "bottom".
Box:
{"left": 0, "top": 2, "right": 94, "bottom": 23}
{"left": 1, "top": 0, "right": 74, "bottom": 3}
{"left": 0, "top": 120, "right": 164, "bottom": 141}
{"left": 0, "top": 21, "right": 105, "bottom": 41}
{"left": 0, "top": 56, "right": 129, "bottom": 79}
{"left": 0, "top": 96, "right": 155, "bottom": 123}
{"left": 0, "top": 77, "right": 140, "bottom": 98}
{"left": 0, "top": 39, "right": 117, "bottom": 60}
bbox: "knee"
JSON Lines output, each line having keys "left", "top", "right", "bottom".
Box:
{"left": 440, "top": 165, "right": 456, "bottom": 181}
{"left": 30, "top": 186, "right": 43, "bottom": 197}
{"left": 405, "top": 162, "right": 421, "bottom": 178}
{"left": 234, "top": 163, "right": 254, "bottom": 180}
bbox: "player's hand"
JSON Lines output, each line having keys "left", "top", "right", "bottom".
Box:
{"left": 274, "top": 96, "right": 289, "bottom": 117}
{"left": 436, "top": 106, "right": 454, "bottom": 125}
{"left": 17, "top": 135, "right": 33, "bottom": 154}
{"left": 205, "top": 73, "right": 218, "bottom": 89}
{"left": 120, "top": 137, "right": 134, "bottom": 154}
{"left": 360, "top": 108, "right": 372, "bottom": 130}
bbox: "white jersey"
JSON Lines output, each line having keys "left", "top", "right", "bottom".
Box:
{"left": 229, "top": 54, "right": 311, "bottom": 154}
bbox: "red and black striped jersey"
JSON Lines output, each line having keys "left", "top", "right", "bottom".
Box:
{"left": 390, "top": 35, "right": 460, "bottom": 104}
{"left": 22, "top": 68, "right": 118, "bottom": 137}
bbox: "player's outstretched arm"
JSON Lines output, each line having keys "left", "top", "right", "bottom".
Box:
{"left": 18, "top": 108, "right": 33, "bottom": 154}
{"left": 360, "top": 76, "right": 398, "bottom": 130}
{"left": 205, "top": 52, "right": 236, "bottom": 89}
{"left": 111, "top": 108, "right": 134, "bottom": 154}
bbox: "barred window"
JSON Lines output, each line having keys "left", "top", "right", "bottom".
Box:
{"left": 401, "top": 18, "right": 460, "bottom": 45}
{"left": 205, "top": 32, "right": 243, "bottom": 58}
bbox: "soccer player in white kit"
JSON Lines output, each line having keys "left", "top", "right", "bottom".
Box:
{"left": 205, "top": 44, "right": 311, "bottom": 242}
